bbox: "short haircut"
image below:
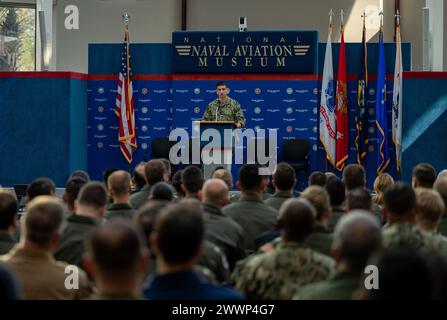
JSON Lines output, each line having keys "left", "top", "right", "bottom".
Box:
{"left": 134, "top": 201, "right": 171, "bottom": 249}
{"left": 202, "top": 179, "right": 229, "bottom": 204}
{"left": 278, "top": 198, "right": 316, "bottom": 242}
{"left": 383, "top": 182, "right": 416, "bottom": 216}
{"left": 107, "top": 170, "right": 131, "bottom": 197}
{"left": 309, "top": 171, "right": 327, "bottom": 187}
{"left": 325, "top": 176, "right": 345, "bottom": 206}
{"left": 0, "top": 191, "right": 18, "bottom": 230}
{"left": 212, "top": 168, "right": 233, "bottom": 190}
{"left": 343, "top": 164, "right": 366, "bottom": 190}
{"left": 346, "top": 188, "right": 372, "bottom": 211}
{"left": 373, "top": 173, "right": 394, "bottom": 205}
{"left": 24, "top": 196, "right": 64, "bottom": 246}
{"left": 150, "top": 182, "right": 174, "bottom": 201}
{"left": 334, "top": 211, "right": 382, "bottom": 270}
{"left": 69, "top": 170, "right": 90, "bottom": 182}
{"left": 26, "top": 178, "right": 56, "bottom": 201}
{"left": 415, "top": 188, "right": 445, "bottom": 224}
{"left": 413, "top": 163, "right": 437, "bottom": 188}
{"left": 77, "top": 182, "right": 108, "bottom": 210}
{"left": 238, "top": 164, "right": 263, "bottom": 192}
{"left": 144, "top": 160, "right": 165, "bottom": 186}
{"left": 273, "top": 163, "right": 296, "bottom": 191}
{"left": 159, "top": 158, "right": 171, "bottom": 175}
{"left": 87, "top": 221, "right": 143, "bottom": 277}
{"left": 171, "top": 170, "right": 184, "bottom": 194}
{"left": 434, "top": 176, "right": 447, "bottom": 212}
{"left": 181, "top": 166, "right": 204, "bottom": 194}
{"left": 154, "top": 204, "right": 204, "bottom": 265}
{"left": 64, "top": 177, "right": 88, "bottom": 206}
{"left": 216, "top": 81, "right": 227, "bottom": 88}
{"left": 301, "top": 186, "right": 331, "bottom": 220}
{"left": 133, "top": 163, "right": 147, "bottom": 188}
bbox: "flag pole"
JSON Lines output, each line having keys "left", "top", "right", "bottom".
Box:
{"left": 123, "top": 12, "right": 132, "bottom": 173}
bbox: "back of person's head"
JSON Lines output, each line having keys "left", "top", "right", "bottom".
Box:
{"left": 325, "top": 176, "right": 345, "bottom": 207}
{"left": 309, "top": 171, "right": 327, "bottom": 187}
{"left": 70, "top": 170, "right": 90, "bottom": 182}
{"left": 159, "top": 158, "right": 172, "bottom": 181}
{"left": 237, "top": 164, "right": 263, "bottom": 193}
{"left": 346, "top": 188, "right": 372, "bottom": 212}
{"left": 0, "top": 191, "right": 18, "bottom": 231}
{"left": 133, "top": 162, "right": 147, "bottom": 188}
{"left": 171, "top": 170, "right": 184, "bottom": 195}
{"left": 383, "top": 182, "right": 416, "bottom": 217}
{"left": 438, "top": 169, "right": 447, "bottom": 180}
{"left": 26, "top": 178, "right": 56, "bottom": 201}
{"left": 273, "top": 162, "right": 296, "bottom": 191}
{"left": 107, "top": 170, "right": 131, "bottom": 197}
{"left": 134, "top": 201, "right": 171, "bottom": 249}
{"left": 85, "top": 221, "right": 145, "bottom": 279}
{"left": 23, "top": 196, "right": 64, "bottom": 248}
{"left": 150, "top": 182, "right": 174, "bottom": 202}
{"left": 77, "top": 182, "right": 108, "bottom": 211}
{"left": 181, "top": 166, "right": 204, "bottom": 195}
{"left": 103, "top": 168, "right": 120, "bottom": 185}
{"left": 144, "top": 160, "right": 166, "bottom": 186}
{"left": 368, "top": 246, "right": 434, "bottom": 300}
{"left": 152, "top": 204, "right": 204, "bottom": 266}
{"left": 202, "top": 179, "right": 229, "bottom": 207}
{"left": 342, "top": 164, "right": 366, "bottom": 190}
{"left": 278, "top": 198, "right": 316, "bottom": 242}
{"left": 415, "top": 188, "right": 445, "bottom": 225}
{"left": 301, "top": 186, "right": 331, "bottom": 221}
{"left": 373, "top": 173, "right": 394, "bottom": 205}
{"left": 413, "top": 163, "right": 437, "bottom": 188}
{"left": 333, "top": 210, "right": 382, "bottom": 271}
{"left": 63, "top": 177, "right": 88, "bottom": 208}
{"left": 434, "top": 175, "right": 447, "bottom": 212}
{"left": 212, "top": 168, "right": 233, "bottom": 190}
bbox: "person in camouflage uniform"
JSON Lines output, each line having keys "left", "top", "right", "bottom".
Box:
{"left": 203, "top": 82, "right": 245, "bottom": 128}
{"left": 382, "top": 182, "right": 447, "bottom": 255}
{"left": 232, "top": 198, "right": 336, "bottom": 300}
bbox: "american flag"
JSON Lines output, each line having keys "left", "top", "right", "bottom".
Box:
{"left": 114, "top": 25, "right": 136, "bottom": 163}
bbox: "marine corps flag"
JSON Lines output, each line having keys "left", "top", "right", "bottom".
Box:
{"left": 319, "top": 22, "right": 336, "bottom": 167}
{"left": 335, "top": 22, "right": 348, "bottom": 171}
{"left": 115, "top": 22, "right": 137, "bottom": 163}
{"left": 375, "top": 24, "right": 390, "bottom": 175}
{"left": 356, "top": 15, "right": 368, "bottom": 165}
{"left": 392, "top": 12, "right": 403, "bottom": 173}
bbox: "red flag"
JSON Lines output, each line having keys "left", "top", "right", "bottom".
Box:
{"left": 335, "top": 26, "right": 348, "bottom": 171}
{"left": 114, "top": 25, "right": 137, "bottom": 163}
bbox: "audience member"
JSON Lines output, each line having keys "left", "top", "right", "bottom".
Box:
{"left": 0, "top": 262, "right": 20, "bottom": 300}
{"left": 104, "top": 170, "right": 136, "bottom": 222}
{"left": 149, "top": 182, "right": 174, "bottom": 202}
{"left": 415, "top": 188, "right": 446, "bottom": 244}
{"left": 309, "top": 171, "right": 327, "bottom": 187}
{"left": 346, "top": 188, "right": 373, "bottom": 212}
{"left": 181, "top": 166, "right": 204, "bottom": 199}
{"left": 412, "top": 163, "right": 437, "bottom": 189}
{"left": 171, "top": 170, "right": 184, "bottom": 200}
{"left": 62, "top": 177, "right": 87, "bottom": 216}
{"left": 372, "top": 173, "right": 394, "bottom": 207}
{"left": 132, "top": 162, "right": 146, "bottom": 194}
{"left": 129, "top": 160, "right": 165, "bottom": 209}
{"left": 25, "top": 178, "right": 56, "bottom": 203}
{"left": 325, "top": 176, "right": 346, "bottom": 232}
{"left": 69, "top": 170, "right": 90, "bottom": 182}
{"left": 264, "top": 163, "right": 296, "bottom": 211}
{"left": 434, "top": 175, "right": 447, "bottom": 236}
{"left": 0, "top": 191, "right": 18, "bottom": 254}
{"left": 159, "top": 158, "right": 172, "bottom": 182}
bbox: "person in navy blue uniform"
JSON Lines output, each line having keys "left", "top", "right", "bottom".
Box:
{"left": 143, "top": 203, "right": 243, "bottom": 300}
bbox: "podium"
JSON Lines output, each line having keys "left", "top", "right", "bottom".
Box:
{"left": 194, "top": 121, "right": 236, "bottom": 179}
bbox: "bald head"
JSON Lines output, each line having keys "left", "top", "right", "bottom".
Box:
{"left": 107, "top": 170, "right": 131, "bottom": 197}
{"left": 202, "top": 179, "right": 229, "bottom": 207}
{"left": 434, "top": 175, "right": 447, "bottom": 213}
{"left": 333, "top": 210, "right": 382, "bottom": 270}
{"left": 278, "top": 198, "right": 316, "bottom": 243}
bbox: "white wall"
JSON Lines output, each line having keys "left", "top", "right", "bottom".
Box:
{"left": 54, "top": 0, "right": 180, "bottom": 73}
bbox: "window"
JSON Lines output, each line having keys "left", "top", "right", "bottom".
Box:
{"left": 0, "top": 5, "right": 36, "bottom": 71}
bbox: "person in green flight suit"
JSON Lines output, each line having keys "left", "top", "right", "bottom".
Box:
{"left": 203, "top": 82, "right": 246, "bottom": 128}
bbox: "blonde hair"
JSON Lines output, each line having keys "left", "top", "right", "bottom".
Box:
{"left": 373, "top": 173, "right": 394, "bottom": 205}
{"left": 301, "top": 186, "right": 330, "bottom": 220}
{"left": 415, "top": 188, "right": 445, "bottom": 223}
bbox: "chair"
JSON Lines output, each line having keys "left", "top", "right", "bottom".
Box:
{"left": 281, "top": 138, "right": 310, "bottom": 173}
{"left": 151, "top": 137, "right": 176, "bottom": 160}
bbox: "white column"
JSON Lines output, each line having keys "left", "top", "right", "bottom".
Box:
{"left": 426, "top": 0, "right": 444, "bottom": 71}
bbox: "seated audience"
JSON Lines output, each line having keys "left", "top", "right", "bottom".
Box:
{"left": 25, "top": 178, "right": 56, "bottom": 203}
{"left": 131, "top": 162, "right": 146, "bottom": 194}
{"left": 159, "top": 158, "right": 172, "bottom": 182}
{"left": 297, "top": 210, "right": 382, "bottom": 299}
{"left": 55, "top": 182, "right": 108, "bottom": 268}
{"left": 129, "top": 160, "right": 165, "bottom": 209}
{"left": 223, "top": 164, "right": 277, "bottom": 253}
{"left": 69, "top": 170, "right": 90, "bottom": 182}
{"left": 309, "top": 171, "right": 327, "bottom": 187}
{"left": 84, "top": 222, "right": 148, "bottom": 299}
{"left": 372, "top": 173, "right": 394, "bottom": 207}
{"left": 1, "top": 196, "right": 91, "bottom": 299}
{"left": 325, "top": 176, "right": 346, "bottom": 232}
{"left": 0, "top": 262, "right": 20, "bottom": 300}
{"left": 264, "top": 162, "right": 296, "bottom": 211}
{"left": 104, "top": 170, "right": 136, "bottom": 222}
{"left": 415, "top": 188, "right": 447, "bottom": 245}
{"left": 181, "top": 166, "right": 204, "bottom": 199}
{"left": 149, "top": 182, "right": 174, "bottom": 202}
{"left": 346, "top": 188, "right": 373, "bottom": 212}
{"left": 171, "top": 170, "right": 184, "bottom": 200}
{"left": 434, "top": 175, "right": 447, "bottom": 236}
{"left": 412, "top": 163, "right": 437, "bottom": 189}
{"left": 62, "top": 177, "right": 88, "bottom": 217}
{"left": 143, "top": 204, "right": 242, "bottom": 300}
{"left": 233, "top": 198, "right": 335, "bottom": 299}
